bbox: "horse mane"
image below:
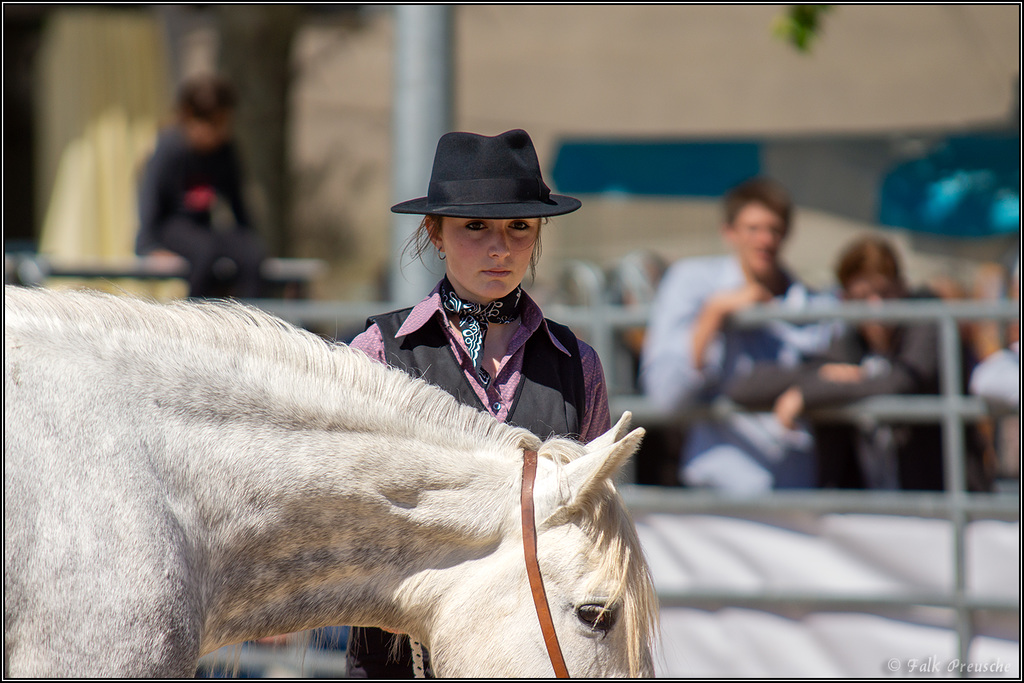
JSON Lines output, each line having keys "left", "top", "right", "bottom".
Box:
{"left": 576, "top": 478, "right": 658, "bottom": 677}
{"left": 6, "top": 286, "right": 538, "bottom": 461}
{"left": 541, "top": 444, "right": 659, "bottom": 677}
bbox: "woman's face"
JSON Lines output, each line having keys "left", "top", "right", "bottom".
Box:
{"left": 843, "top": 272, "right": 904, "bottom": 352}
{"left": 843, "top": 273, "right": 903, "bottom": 303}
{"left": 431, "top": 217, "right": 540, "bottom": 304}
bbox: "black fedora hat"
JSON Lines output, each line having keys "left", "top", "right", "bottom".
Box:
{"left": 391, "top": 129, "right": 581, "bottom": 218}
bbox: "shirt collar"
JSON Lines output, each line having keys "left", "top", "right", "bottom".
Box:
{"left": 726, "top": 256, "right": 810, "bottom": 304}
{"left": 396, "top": 281, "right": 573, "bottom": 357}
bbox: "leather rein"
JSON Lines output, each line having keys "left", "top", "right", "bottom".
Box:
{"left": 521, "top": 449, "right": 570, "bottom": 678}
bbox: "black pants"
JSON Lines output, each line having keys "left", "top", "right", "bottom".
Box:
{"left": 813, "top": 423, "right": 946, "bottom": 491}
{"left": 346, "top": 626, "right": 433, "bottom": 678}
{"left": 156, "top": 218, "right": 266, "bottom": 298}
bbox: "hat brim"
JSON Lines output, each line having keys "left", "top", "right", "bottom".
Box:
{"left": 391, "top": 194, "right": 581, "bottom": 219}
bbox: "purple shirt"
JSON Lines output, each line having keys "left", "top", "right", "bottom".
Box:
{"left": 350, "top": 283, "right": 611, "bottom": 443}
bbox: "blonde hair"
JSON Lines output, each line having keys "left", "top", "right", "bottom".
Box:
{"left": 403, "top": 214, "right": 546, "bottom": 280}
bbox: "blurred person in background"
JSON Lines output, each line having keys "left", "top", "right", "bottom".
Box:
{"left": 969, "top": 256, "right": 1019, "bottom": 408}
{"left": 135, "top": 73, "right": 266, "bottom": 298}
{"left": 639, "top": 177, "right": 838, "bottom": 495}
{"left": 726, "top": 235, "right": 990, "bottom": 491}
{"left": 969, "top": 256, "right": 1019, "bottom": 485}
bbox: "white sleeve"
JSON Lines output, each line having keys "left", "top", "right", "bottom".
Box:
{"left": 969, "top": 345, "right": 1020, "bottom": 407}
{"left": 638, "top": 261, "right": 720, "bottom": 411}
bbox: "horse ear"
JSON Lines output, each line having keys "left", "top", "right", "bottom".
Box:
{"left": 536, "top": 426, "right": 645, "bottom": 522}
{"left": 585, "top": 411, "right": 634, "bottom": 451}
{"left": 567, "top": 426, "right": 645, "bottom": 501}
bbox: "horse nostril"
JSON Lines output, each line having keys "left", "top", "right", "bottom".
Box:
{"left": 576, "top": 603, "right": 617, "bottom": 632}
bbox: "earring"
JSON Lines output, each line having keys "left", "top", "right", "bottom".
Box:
{"left": 438, "top": 250, "right": 446, "bottom": 261}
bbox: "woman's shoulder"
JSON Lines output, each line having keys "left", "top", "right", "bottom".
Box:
{"left": 540, "top": 318, "right": 602, "bottom": 369}
{"left": 347, "top": 322, "right": 386, "bottom": 363}
{"left": 575, "top": 336, "right": 603, "bottom": 371}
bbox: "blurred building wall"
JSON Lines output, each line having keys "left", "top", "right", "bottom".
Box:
{"left": 283, "top": 5, "right": 1019, "bottom": 298}
{"left": 33, "top": 8, "right": 170, "bottom": 262}
{"left": 20, "top": 5, "right": 1020, "bottom": 298}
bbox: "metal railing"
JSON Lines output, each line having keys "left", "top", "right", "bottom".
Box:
{"left": 7, "top": 253, "right": 327, "bottom": 299}
{"left": 9, "top": 258, "right": 1017, "bottom": 676}
{"left": 242, "top": 291, "right": 1018, "bottom": 674}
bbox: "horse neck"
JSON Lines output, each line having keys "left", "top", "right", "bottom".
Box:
{"left": 182, "top": 425, "right": 521, "bottom": 653}
{"left": 10, "top": 288, "right": 530, "bottom": 652}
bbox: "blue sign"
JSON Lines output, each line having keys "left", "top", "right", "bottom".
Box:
{"left": 878, "top": 133, "right": 1019, "bottom": 237}
{"left": 551, "top": 139, "right": 761, "bottom": 198}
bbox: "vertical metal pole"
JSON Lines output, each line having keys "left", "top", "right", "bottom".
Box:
{"left": 390, "top": 5, "right": 453, "bottom": 306}
{"left": 938, "top": 315, "right": 971, "bottom": 672}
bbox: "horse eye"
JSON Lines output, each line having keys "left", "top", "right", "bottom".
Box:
{"left": 576, "top": 603, "right": 617, "bottom": 632}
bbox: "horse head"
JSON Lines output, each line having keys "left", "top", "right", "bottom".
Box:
{"left": 420, "top": 412, "right": 658, "bottom": 677}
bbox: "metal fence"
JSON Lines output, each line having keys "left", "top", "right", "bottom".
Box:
{"left": 242, "top": 290, "right": 1018, "bottom": 675}
{"left": 7, "top": 257, "right": 1017, "bottom": 676}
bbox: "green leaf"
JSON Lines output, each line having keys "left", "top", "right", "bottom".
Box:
{"left": 774, "top": 5, "right": 834, "bottom": 53}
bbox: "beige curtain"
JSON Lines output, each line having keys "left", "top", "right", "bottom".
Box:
{"left": 35, "top": 8, "right": 184, "bottom": 297}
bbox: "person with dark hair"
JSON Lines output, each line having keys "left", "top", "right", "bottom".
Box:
{"left": 344, "top": 129, "right": 611, "bottom": 677}
{"left": 135, "top": 73, "right": 265, "bottom": 298}
{"left": 726, "top": 234, "right": 990, "bottom": 491}
{"left": 639, "top": 177, "right": 839, "bottom": 494}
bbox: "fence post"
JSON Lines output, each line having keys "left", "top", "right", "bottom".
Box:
{"left": 389, "top": 5, "right": 452, "bottom": 306}
{"left": 938, "top": 314, "right": 972, "bottom": 672}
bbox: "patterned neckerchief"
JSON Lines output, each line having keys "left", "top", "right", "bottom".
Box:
{"left": 439, "top": 276, "right": 522, "bottom": 386}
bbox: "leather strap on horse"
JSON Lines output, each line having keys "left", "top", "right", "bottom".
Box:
{"left": 521, "top": 449, "right": 570, "bottom": 678}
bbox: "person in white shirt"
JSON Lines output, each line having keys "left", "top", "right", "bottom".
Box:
{"left": 639, "top": 177, "right": 838, "bottom": 494}
{"left": 970, "top": 256, "right": 1019, "bottom": 408}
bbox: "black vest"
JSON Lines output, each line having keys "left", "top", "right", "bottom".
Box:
{"left": 368, "top": 308, "right": 585, "bottom": 440}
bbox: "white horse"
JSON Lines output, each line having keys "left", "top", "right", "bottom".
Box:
{"left": 4, "top": 285, "right": 658, "bottom": 678}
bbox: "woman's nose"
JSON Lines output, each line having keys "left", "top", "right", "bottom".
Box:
{"left": 488, "top": 229, "right": 512, "bottom": 256}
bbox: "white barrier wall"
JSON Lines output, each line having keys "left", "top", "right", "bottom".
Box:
{"left": 639, "top": 512, "right": 1019, "bottom": 678}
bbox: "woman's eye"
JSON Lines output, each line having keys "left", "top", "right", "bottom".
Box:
{"left": 464, "top": 221, "right": 486, "bottom": 231}
{"left": 576, "top": 603, "right": 617, "bottom": 632}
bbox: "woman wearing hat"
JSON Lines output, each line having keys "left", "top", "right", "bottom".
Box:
{"left": 345, "top": 129, "right": 612, "bottom": 678}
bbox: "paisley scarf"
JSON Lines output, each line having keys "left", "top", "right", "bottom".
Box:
{"left": 439, "top": 276, "right": 522, "bottom": 386}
